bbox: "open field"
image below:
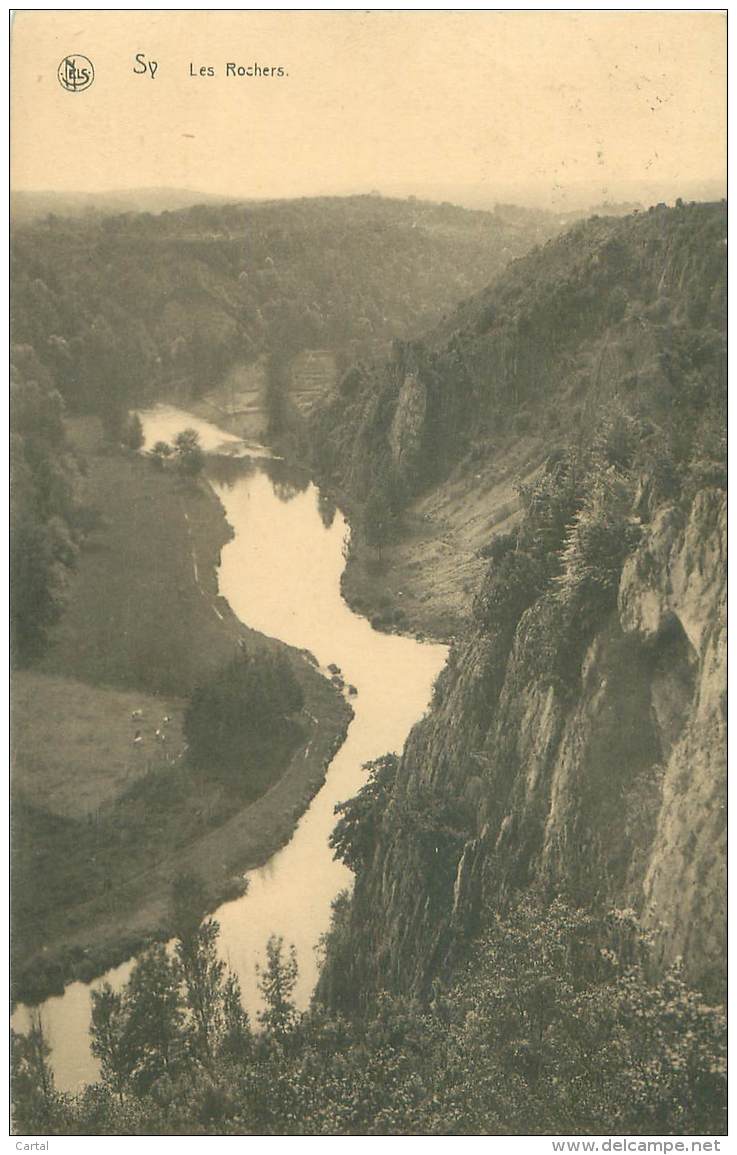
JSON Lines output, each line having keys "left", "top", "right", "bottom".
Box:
{"left": 12, "top": 672, "right": 186, "bottom": 819}
{"left": 12, "top": 425, "right": 351, "bottom": 1003}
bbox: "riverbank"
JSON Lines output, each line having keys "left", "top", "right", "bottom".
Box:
{"left": 321, "top": 454, "right": 536, "bottom": 645}
{"left": 12, "top": 419, "right": 352, "bottom": 1006}
{"left": 197, "top": 408, "right": 474, "bottom": 643}
{"left": 12, "top": 682, "right": 351, "bottom": 1007}
{"left": 333, "top": 412, "right": 557, "bottom": 642}
{"left": 183, "top": 384, "right": 540, "bottom": 647}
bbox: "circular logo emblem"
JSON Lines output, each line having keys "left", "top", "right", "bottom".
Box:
{"left": 57, "top": 54, "right": 95, "bottom": 93}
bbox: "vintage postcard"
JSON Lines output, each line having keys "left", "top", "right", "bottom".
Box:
{"left": 9, "top": 9, "right": 727, "bottom": 1143}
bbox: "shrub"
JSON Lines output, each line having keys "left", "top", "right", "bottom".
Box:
{"left": 472, "top": 547, "right": 546, "bottom": 633}
{"left": 556, "top": 468, "right": 640, "bottom": 610}
{"left": 436, "top": 898, "right": 727, "bottom": 1135}
{"left": 173, "top": 429, "right": 205, "bottom": 477}
{"left": 12, "top": 902, "right": 726, "bottom": 1136}
{"left": 477, "top": 531, "right": 516, "bottom": 562}
{"left": 148, "top": 441, "right": 172, "bottom": 469}
{"left": 184, "top": 647, "right": 304, "bottom": 790}
{"left": 330, "top": 754, "right": 398, "bottom": 872}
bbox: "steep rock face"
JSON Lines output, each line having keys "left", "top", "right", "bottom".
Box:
{"left": 328, "top": 488, "right": 726, "bottom": 1007}
{"left": 620, "top": 489, "right": 726, "bottom": 994}
{"left": 388, "top": 372, "right": 427, "bottom": 480}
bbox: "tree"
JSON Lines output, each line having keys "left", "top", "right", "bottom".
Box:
{"left": 176, "top": 918, "right": 227, "bottom": 1064}
{"left": 15, "top": 897, "right": 726, "bottom": 1136}
{"left": 124, "top": 944, "right": 185, "bottom": 1091}
{"left": 330, "top": 754, "right": 398, "bottom": 873}
{"left": 430, "top": 899, "right": 727, "bottom": 1135}
{"left": 174, "top": 428, "right": 205, "bottom": 477}
{"left": 221, "top": 972, "right": 252, "bottom": 1060}
{"left": 123, "top": 413, "right": 144, "bottom": 452}
{"left": 184, "top": 648, "right": 304, "bottom": 789}
{"left": 174, "top": 428, "right": 201, "bottom": 453}
{"left": 472, "top": 546, "right": 546, "bottom": 635}
{"left": 264, "top": 350, "right": 292, "bottom": 437}
{"left": 149, "top": 440, "right": 173, "bottom": 469}
{"left": 256, "top": 935, "right": 299, "bottom": 1042}
{"left": 10, "top": 376, "right": 80, "bottom": 664}
{"left": 556, "top": 467, "right": 640, "bottom": 607}
{"left": 11, "top": 1012, "right": 56, "bottom": 1132}
{"left": 90, "top": 983, "right": 134, "bottom": 1104}
{"left": 10, "top": 514, "right": 70, "bottom": 664}
{"left": 171, "top": 873, "right": 252, "bottom": 1064}
{"left": 363, "top": 485, "right": 394, "bottom": 561}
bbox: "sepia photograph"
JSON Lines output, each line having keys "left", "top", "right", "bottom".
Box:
{"left": 9, "top": 8, "right": 727, "bottom": 1141}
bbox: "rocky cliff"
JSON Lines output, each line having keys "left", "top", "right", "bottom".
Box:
{"left": 321, "top": 483, "right": 725, "bottom": 1011}
{"left": 316, "top": 202, "right": 726, "bottom": 1010}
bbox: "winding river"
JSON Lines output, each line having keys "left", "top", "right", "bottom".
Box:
{"left": 13, "top": 406, "right": 447, "bottom": 1093}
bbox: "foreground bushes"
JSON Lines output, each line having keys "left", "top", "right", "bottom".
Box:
{"left": 185, "top": 647, "right": 304, "bottom": 791}
{"left": 12, "top": 897, "right": 726, "bottom": 1135}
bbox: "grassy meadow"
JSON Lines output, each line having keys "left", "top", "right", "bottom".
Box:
{"left": 11, "top": 420, "right": 351, "bottom": 1003}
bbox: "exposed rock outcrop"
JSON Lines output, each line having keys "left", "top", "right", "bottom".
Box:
{"left": 621, "top": 489, "right": 726, "bottom": 994}
{"left": 388, "top": 372, "right": 427, "bottom": 479}
{"left": 322, "top": 488, "right": 726, "bottom": 1009}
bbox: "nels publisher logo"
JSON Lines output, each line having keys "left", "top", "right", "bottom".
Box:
{"left": 57, "top": 54, "right": 95, "bottom": 93}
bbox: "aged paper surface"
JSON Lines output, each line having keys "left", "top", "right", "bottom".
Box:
{"left": 10, "top": 9, "right": 726, "bottom": 1143}
{"left": 12, "top": 11, "right": 725, "bottom": 204}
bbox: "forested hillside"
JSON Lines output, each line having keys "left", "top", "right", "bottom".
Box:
{"left": 11, "top": 196, "right": 567, "bottom": 432}
{"left": 312, "top": 200, "right": 725, "bottom": 506}
{"left": 312, "top": 201, "right": 726, "bottom": 1017}
{"left": 10, "top": 346, "right": 84, "bottom": 664}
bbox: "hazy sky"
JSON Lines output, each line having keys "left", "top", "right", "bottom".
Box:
{"left": 11, "top": 10, "right": 726, "bottom": 207}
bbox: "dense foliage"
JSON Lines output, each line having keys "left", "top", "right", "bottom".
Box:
{"left": 329, "top": 754, "right": 399, "bottom": 872}
{"left": 148, "top": 427, "right": 207, "bottom": 476}
{"left": 473, "top": 408, "right": 644, "bottom": 656}
{"left": 12, "top": 898, "right": 725, "bottom": 1135}
{"left": 11, "top": 196, "right": 567, "bottom": 433}
{"left": 10, "top": 346, "right": 83, "bottom": 664}
{"left": 184, "top": 647, "right": 305, "bottom": 791}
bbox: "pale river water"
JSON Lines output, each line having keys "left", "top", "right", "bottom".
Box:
{"left": 13, "top": 405, "right": 447, "bottom": 1093}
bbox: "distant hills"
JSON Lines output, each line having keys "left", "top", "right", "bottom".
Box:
{"left": 10, "top": 193, "right": 573, "bottom": 421}
{"left": 11, "top": 176, "right": 725, "bottom": 224}
{"left": 10, "top": 187, "right": 236, "bottom": 221}
{"left": 375, "top": 177, "right": 726, "bottom": 213}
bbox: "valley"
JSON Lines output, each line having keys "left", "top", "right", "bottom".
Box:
{"left": 10, "top": 194, "right": 727, "bottom": 1135}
